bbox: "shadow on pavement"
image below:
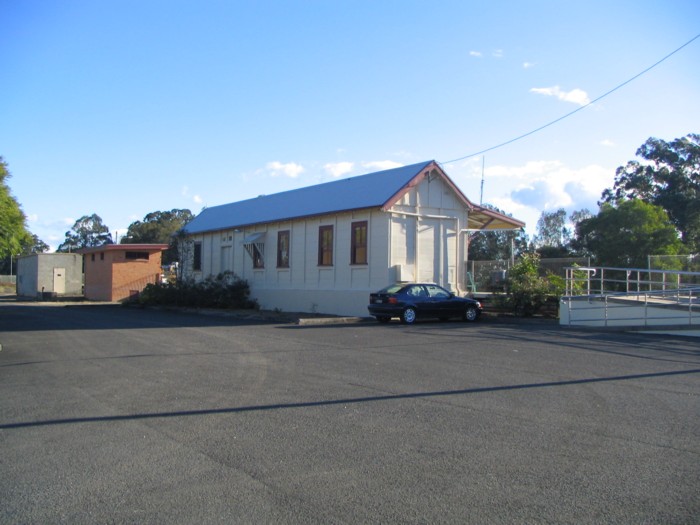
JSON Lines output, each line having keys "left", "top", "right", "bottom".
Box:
{"left": 2, "top": 367, "right": 698, "bottom": 430}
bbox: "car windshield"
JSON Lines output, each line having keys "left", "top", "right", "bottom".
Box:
{"left": 378, "top": 284, "right": 404, "bottom": 294}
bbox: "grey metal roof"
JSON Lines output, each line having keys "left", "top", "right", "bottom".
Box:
{"left": 184, "top": 161, "right": 434, "bottom": 234}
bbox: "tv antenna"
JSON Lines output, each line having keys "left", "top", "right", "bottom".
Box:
{"left": 479, "top": 156, "right": 485, "bottom": 205}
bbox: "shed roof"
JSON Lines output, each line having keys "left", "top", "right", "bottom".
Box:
{"left": 77, "top": 244, "right": 169, "bottom": 255}
{"left": 184, "top": 160, "right": 524, "bottom": 234}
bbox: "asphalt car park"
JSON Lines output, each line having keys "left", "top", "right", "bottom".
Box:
{"left": 0, "top": 301, "right": 698, "bottom": 523}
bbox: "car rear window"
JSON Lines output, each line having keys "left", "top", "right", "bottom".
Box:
{"left": 378, "top": 284, "right": 404, "bottom": 294}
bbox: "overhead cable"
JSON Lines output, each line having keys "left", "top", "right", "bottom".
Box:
{"left": 440, "top": 32, "right": 700, "bottom": 165}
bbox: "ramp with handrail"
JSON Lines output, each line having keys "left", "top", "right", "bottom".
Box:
{"left": 560, "top": 266, "right": 700, "bottom": 330}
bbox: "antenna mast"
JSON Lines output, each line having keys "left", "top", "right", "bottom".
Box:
{"left": 479, "top": 156, "right": 485, "bottom": 205}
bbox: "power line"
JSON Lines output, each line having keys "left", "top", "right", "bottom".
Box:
{"left": 440, "top": 32, "right": 700, "bottom": 165}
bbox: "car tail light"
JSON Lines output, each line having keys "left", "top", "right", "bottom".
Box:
{"left": 388, "top": 297, "right": 398, "bottom": 304}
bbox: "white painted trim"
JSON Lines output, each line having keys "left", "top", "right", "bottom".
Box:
{"left": 389, "top": 210, "right": 458, "bottom": 220}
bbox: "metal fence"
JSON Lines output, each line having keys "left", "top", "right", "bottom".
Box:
{"left": 648, "top": 254, "right": 700, "bottom": 272}
{"left": 563, "top": 266, "right": 700, "bottom": 297}
{"left": 467, "top": 257, "right": 589, "bottom": 292}
{"left": 561, "top": 286, "right": 700, "bottom": 328}
{"left": 561, "top": 266, "right": 700, "bottom": 328}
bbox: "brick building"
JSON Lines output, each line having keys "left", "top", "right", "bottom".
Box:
{"left": 79, "top": 244, "right": 168, "bottom": 302}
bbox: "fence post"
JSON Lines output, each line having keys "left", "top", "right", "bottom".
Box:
{"left": 690, "top": 289, "right": 694, "bottom": 326}
{"left": 644, "top": 293, "right": 648, "bottom": 327}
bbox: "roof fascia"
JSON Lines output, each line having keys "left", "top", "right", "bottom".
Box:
{"left": 381, "top": 161, "right": 473, "bottom": 211}
{"left": 468, "top": 206, "right": 526, "bottom": 230}
{"left": 379, "top": 160, "right": 525, "bottom": 230}
{"left": 186, "top": 206, "right": 381, "bottom": 236}
{"left": 78, "top": 244, "right": 169, "bottom": 254}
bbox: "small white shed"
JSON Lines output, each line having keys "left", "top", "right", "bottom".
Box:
{"left": 16, "top": 253, "right": 83, "bottom": 300}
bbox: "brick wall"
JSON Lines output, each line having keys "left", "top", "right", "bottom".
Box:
{"left": 84, "top": 251, "right": 114, "bottom": 301}
{"left": 84, "top": 249, "right": 163, "bottom": 301}
{"left": 111, "top": 251, "right": 162, "bottom": 301}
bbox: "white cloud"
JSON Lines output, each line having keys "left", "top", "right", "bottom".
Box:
{"left": 475, "top": 161, "right": 614, "bottom": 234}
{"left": 63, "top": 217, "right": 75, "bottom": 226}
{"left": 361, "top": 160, "right": 403, "bottom": 171}
{"left": 182, "top": 185, "right": 203, "bottom": 205}
{"left": 523, "top": 61, "right": 535, "bottom": 69}
{"left": 27, "top": 213, "right": 39, "bottom": 222}
{"left": 324, "top": 162, "right": 354, "bottom": 178}
{"left": 469, "top": 50, "right": 482, "bottom": 57}
{"left": 487, "top": 160, "right": 563, "bottom": 179}
{"left": 511, "top": 179, "right": 573, "bottom": 210}
{"left": 600, "top": 139, "right": 615, "bottom": 147}
{"left": 492, "top": 49, "right": 504, "bottom": 58}
{"left": 266, "top": 161, "right": 305, "bottom": 178}
{"left": 530, "top": 85, "right": 591, "bottom": 106}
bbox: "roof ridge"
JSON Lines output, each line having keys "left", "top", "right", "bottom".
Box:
{"left": 205, "top": 160, "right": 434, "bottom": 211}
{"left": 184, "top": 161, "right": 435, "bottom": 233}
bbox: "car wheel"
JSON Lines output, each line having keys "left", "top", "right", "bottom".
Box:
{"left": 401, "top": 307, "right": 417, "bottom": 324}
{"left": 464, "top": 306, "right": 478, "bottom": 322}
{"left": 376, "top": 316, "right": 391, "bottom": 324}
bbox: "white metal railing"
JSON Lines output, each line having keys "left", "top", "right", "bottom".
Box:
{"left": 562, "top": 266, "right": 700, "bottom": 328}
{"left": 564, "top": 266, "right": 700, "bottom": 296}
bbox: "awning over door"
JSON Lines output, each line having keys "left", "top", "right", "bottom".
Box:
{"left": 467, "top": 206, "right": 525, "bottom": 231}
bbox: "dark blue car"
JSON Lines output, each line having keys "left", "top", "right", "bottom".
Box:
{"left": 368, "top": 283, "right": 482, "bottom": 324}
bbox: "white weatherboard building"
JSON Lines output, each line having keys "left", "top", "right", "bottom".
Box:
{"left": 182, "top": 160, "right": 524, "bottom": 316}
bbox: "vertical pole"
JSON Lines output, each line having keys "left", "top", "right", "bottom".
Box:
{"left": 480, "top": 156, "right": 485, "bottom": 205}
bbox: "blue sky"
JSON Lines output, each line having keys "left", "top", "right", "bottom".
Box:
{"left": 2, "top": 0, "right": 699, "bottom": 250}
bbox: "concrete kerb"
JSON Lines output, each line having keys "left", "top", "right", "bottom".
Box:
{"left": 297, "top": 316, "right": 372, "bottom": 326}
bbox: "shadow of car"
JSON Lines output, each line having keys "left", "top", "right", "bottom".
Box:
{"left": 368, "top": 283, "right": 482, "bottom": 324}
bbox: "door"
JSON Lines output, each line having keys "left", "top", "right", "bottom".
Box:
{"left": 220, "top": 246, "right": 232, "bottom": 273}
{"left": 53, "top": 268, "right": 66, "bottom": 294}
{"left": 424, "top": 284, "right": 453, "bottom": 317}
{"left": 417, "top": 219, "right": 440, "bottom": 283}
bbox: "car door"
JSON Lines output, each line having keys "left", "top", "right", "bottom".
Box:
{"left": 405, "top": 285, "right": 431, "bottom": 317}
{"left": 424, "top": 284, "right": 454, "bottom": 318}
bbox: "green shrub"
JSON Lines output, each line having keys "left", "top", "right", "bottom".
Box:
{"left": 138, "top": 271, "right": 258, "bottom": 310}
{"left": 505, "top": 253, "right": 550, "bottom": 316}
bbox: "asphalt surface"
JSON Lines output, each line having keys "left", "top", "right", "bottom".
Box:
{"left": 0, "top": 301, "right": 698, "bottom": 524}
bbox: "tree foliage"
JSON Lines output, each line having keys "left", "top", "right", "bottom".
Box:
{"left": 57, "top": 214, "right": 113, "bottom": 252}
{"left": 121, "top": 209, "right": 193, "bottom": 264}
{"left": 575, "top": 200, "right": 682, "bottom": 268}
{"left": 0, "top": 157, "right": 32, "bottom": 260}
{"left": 600, "top": 133, "right": 699, "bottom": 250}
{"left": 24, "top": 234, "right": 49, "bottom": 255}
{"left": 532, "top": 208, "right": 570, "bottom": 250}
